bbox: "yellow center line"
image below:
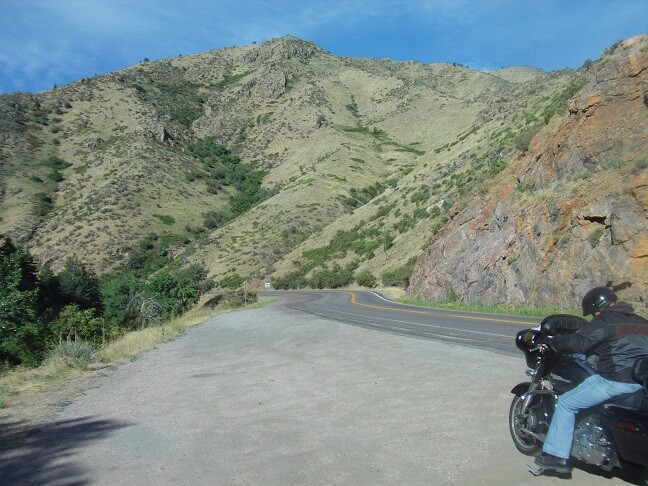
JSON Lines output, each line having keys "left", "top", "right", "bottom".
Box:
{"left": 347, "top": 291, "right": 533, "bottom": 325}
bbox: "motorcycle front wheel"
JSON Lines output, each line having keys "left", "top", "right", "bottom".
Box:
{"left": 509, "top": 394, "right": 542, "bottom": 455}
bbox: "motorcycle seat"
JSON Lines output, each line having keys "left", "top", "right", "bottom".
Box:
{"left": 605, "top": 389, "right": 648, "bottom": 412}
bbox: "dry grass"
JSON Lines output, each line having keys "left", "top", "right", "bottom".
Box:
{"left": 0, "top": 298, "right": 274, "bottom": 415}
{"left": 382, "top": 287, "right": 577, "bottom": 317}
{"left": 99, "top": 302, "right": 237, "bottom": 363}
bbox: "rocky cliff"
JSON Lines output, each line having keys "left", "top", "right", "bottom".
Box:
{"left": 409, "top": 36, "right": 648, "bottom": 308}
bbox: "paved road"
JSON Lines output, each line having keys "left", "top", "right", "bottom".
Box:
{"left": 266, "top": 290, "right": 540, "bottom": 354}
{"left": 0, "top": 295, "right": 631, "bottom": 485}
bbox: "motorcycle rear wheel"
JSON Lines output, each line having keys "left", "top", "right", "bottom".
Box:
{"left": 509, "top": 394, "right": 542, "bottom": 455}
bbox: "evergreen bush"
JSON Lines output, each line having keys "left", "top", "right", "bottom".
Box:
{"left": 0, "top": 235, "right": 214, "bottom": 368}
{"left": 58, "top": 258, "right": 103, "bottom": 313}
{"left": 356, "top": 270, "right": 377, "bottom": 288}
{"left": 0, "top": 239, "right": 47, "bottom": 366}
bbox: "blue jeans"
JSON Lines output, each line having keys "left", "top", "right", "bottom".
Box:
{"left": 543, "top": 374, "right": 642, "bottom": 459}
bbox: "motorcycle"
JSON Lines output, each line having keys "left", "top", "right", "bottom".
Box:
{"left": 509, "top": 315, "right": 648, "bottom": 482}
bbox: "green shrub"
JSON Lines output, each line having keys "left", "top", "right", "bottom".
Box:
{"left": 145, "top": 264, "right": 210, "bottom": 319}
{"left": 153, "top": 214, "right": 175, "bottom": 225}
{"left": 58, "top": 258, "right": 103, "bottom": 313}
{"left": 381, "top": 258, "right": 417, "bottom": 288}
{"left": 44, "top": 155, "right": 72, "bottom": 170}
{"left": 272, "top": 271, "right": 309, "bottom": 290}
{"left": 540, "top": 77, "right": 587, "bottom": 123}
{"left": 445, "top": 285, "right": 459, "bottom": 303}
{"left": 205, "top": 179, "right": 221, "bottom": 194}
{"left": 101, "top": 263, "right": 211, "bottom": 330}
{"left": 514, "top": 125, "right": 540, "bottom": 152}
{"left": 0, "top": 239, "right": 47, "bottom": 366}
{"left": 51, "top": 304, "right": 105, "bottom": 344}
{"left": 634, "top": 157, "right": 648, "bottom": 173}
{"left": 128, "top": 233, "right": 188, "bottom": 277}
{"left": 46, "top": 340, "right": 97, "bottom": 369}
{"left": 220, "top": 273, "right": 244, "bottom": 289}
{"left": 602, "top": 40, "right": 623, "bottom": 57}
{"left": 100, "top": 272, "right": 143, "bottom": 328}
{"left": 48, "top": 170, "right": 64, "bottom": 182}
{"left": 138, "top": 233, "right": 158, "bottom": 251}
{"left": 301, "top": 224, "right": 388, "bottom": 266}
{"left": 189, "top": 137, "right": 270, "bottom": 216}
{"left": 589, "top": 227, "right": 605, "bottom": 248}
{"left": 128, "top": 75, "right": 204, "bottom": 127}
{"left": 126, "top": 251, "right": 168, "bottom": 276}
{"left": 202, "top": 210, "right": 226, "bottom": 229}
{"left": 212, "top": 70, "right": 254, "bottom": 90}
{"left": 606, "top": 160, "right": 622, "bottom": 170}
{"left": 33, "top": 192, "right": 53, "bottom": 218}
{"left": 222, "top": 288, "right": 257, "bottom": 307}
{"left": 430, "top": 216, "right": 449, "bottom": 235}
{"left": 345, "top": 98, "right": 359, "bottom": 116}
{"left": 355, "top": 270, "right": 377, "bottom": 288}
{"left": 393, "top": 215, "right": 415, "bottom": 233}
{"left": 310, "top": 264, "right": 354, "bottom": 289}
{"left": 410, "top": 188, "right": 430, "bottom": 205}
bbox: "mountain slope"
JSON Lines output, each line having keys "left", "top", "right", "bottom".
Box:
{"left": 2, "top": 35, "right": 644, "bottom": 308}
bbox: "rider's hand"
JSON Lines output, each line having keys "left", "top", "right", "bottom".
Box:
{"left": 537, "top": 336, "right": 555, "bottom": 353}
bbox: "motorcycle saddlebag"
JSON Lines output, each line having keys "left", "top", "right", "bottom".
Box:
{"left": 632, "top": 356, "right": 648, "bottom": 396}
{"left": 604, "top": 404, "right": 648, "bottom": 467}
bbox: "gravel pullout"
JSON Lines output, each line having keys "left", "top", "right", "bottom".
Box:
{"left": 0, "top": 302, "right": 628, "bottom": 485}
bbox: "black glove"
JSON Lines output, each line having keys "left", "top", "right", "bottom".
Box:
{"left": 536, "top": 336, "right": 556, "bottom": 353}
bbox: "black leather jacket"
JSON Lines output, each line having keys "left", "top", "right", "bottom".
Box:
{"left": 552, "top": 303, "right": 648, "bottom": 383}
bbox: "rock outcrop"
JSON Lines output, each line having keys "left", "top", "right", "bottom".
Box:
{"left": 409, "top": 36, "right": 648, "bottom": 308}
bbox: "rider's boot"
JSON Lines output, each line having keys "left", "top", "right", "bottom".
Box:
{"left": 533, "top": 452, "right": 572, "bottom": 474}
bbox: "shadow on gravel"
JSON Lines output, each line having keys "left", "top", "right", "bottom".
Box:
{"left": 0, "top": 416, "right": 130, "bottom": 485}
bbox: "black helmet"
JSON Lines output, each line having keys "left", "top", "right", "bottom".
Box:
{"left": 581, "top": 286, "right": 617, "bottom": 316}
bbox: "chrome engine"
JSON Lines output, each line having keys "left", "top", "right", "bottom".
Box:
{"left": 571, "top": 416, "right": 617, "bottom": 470}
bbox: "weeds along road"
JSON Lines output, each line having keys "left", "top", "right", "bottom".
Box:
{"left": 0, "top": 292, "right": 627, "bottom": 485}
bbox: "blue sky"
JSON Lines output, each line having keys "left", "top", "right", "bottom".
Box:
{"left": 1, "top": 0, "right": 646, "bottom": 94}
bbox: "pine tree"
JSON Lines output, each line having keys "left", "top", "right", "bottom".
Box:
{"left": 0, "top": 237, "right": 46, "bottom": 365}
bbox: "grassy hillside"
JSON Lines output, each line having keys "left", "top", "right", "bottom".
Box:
{"left": 0, "top": 36, "right": 576, "bottom": 290}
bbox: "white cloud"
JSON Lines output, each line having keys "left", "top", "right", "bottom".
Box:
{"left": 40, "top": 0, "right": 159, "bottom": 38}
{"left": 0, "top": 0, "right": 646, "bottom": 92}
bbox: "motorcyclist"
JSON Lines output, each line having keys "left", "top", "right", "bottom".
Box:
{"left": 534, "top": 286, "right": 648, "bottom": 473}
